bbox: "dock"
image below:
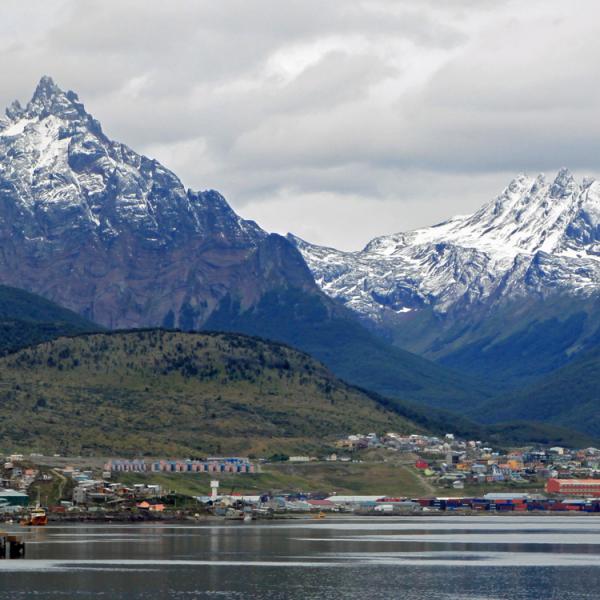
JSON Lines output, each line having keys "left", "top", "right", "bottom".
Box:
{"left": 0, "top": 531, "right": 25, "bottom": 559}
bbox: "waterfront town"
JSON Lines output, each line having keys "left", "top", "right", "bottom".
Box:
{"left": 2, "top": 431, "right": 600, "bottom": 520}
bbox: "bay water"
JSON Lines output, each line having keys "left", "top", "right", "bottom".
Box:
{"left": 1, "top": 515, "right": 600, "bottom": 599}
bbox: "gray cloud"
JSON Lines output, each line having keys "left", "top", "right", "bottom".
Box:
{"left": 1, "top": 0, "right": 598, "bottom": 249}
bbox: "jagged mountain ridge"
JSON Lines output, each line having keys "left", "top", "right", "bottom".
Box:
{"left": 0, "top": 76, "right": 263, "bottom": 245}
{"left": 0, "top": 76, "right": 316, "bottom": 328}
{"left": 290, "top": 170, "right": 600, "bottom": 383}
{"left": 0, "top": 77, "right": 486, "bottom": 407}
{"left": 291, "top": 170, "right": 600, "bottom": 319}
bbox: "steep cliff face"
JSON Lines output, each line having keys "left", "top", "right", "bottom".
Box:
{"left": 0, "top": 77, "right": 317, "bottom": 328}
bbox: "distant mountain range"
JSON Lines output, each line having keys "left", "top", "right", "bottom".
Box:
{"left": 1, "top": 76, "right": 599, "bottom": 444}
{"left": 291, "top": 170, "right": 600, "bottom": 388}
{"left": 0, "top": 77, "right": 483, "bottom": 408}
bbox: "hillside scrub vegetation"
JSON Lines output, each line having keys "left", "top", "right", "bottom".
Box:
{"left": 0, "top": 330, "right": 420, "bottom": 456}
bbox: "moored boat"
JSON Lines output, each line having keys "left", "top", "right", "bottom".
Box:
{"left": 19, "top": 507, "right": 48, "bottom": 527}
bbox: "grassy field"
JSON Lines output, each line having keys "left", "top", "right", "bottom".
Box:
{"left": 454, "top": 480, "right": 545, "bottom": 497}
{"left": 117, "top": 460, "right": 432, "bottom": 497}
{"left": 116, "top": 461, "right": 547, "bottom": 500}
{"left": 26, "top": 467, "right": 74, "bottom": 506}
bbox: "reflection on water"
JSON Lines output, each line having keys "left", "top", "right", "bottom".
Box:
{"left": 1, "top": 516, "right": 600, "bottom": 599}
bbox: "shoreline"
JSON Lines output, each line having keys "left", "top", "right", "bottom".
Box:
{"left": 3, "top": 510, "right": 599, "bottom": 526}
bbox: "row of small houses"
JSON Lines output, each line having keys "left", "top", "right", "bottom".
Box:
{"left": 105, "top": 458, "right": 256, "bottom": 474}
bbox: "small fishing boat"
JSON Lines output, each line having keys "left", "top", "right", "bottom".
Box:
{"left": 19, "top": 506, "right": 48, "bottom": 527}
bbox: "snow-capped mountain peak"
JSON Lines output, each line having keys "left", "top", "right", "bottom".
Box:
{"left": 290, "top": 170, "right": 600, "bottom": 322}
{"left": 0, "top": 77, "right": 319, "bottom": 329}
{"left": 0, "top": 76, "right": 262, "bottom": 246}
{"left": 1, "top": 76, "right": 96, "bottom": 134}
{"left": 21, "top": 76, "right": 82, "bottom": 119}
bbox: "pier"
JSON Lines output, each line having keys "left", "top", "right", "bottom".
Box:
{"left": 0, "top": 531, "right": 25, "bottom": 559}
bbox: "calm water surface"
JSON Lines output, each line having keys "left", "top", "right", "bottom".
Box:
{"left": 1, "top": 515, "right": 600, "bottom": 599}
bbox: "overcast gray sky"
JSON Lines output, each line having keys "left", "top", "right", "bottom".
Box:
{"left": 1, "top": 0, "right": 598, "bottom": 249}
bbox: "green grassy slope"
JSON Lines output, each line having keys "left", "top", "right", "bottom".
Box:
{"left": 391, "top": 296, "right": 600, "bottom": 392}
{"left": 473, "top": 344, "right": 600, "bottom": 437}
{"left": 0, "top": 284, "right": 99, "bottom": 354}
{"left": 118, "top": 462, "right": 431, "bottom": 497}
{"left": 204, "top": 288, "right": 489, "bottom": 409}
{"left": 0, "top": 330, "right": 424, "bottom": 456}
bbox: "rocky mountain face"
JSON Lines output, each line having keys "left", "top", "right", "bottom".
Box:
{"left": 290, "top": 170, "right": 600, "bottom": 384}
{"left": 0, "top": 77, "right": 486, "bottom": 407}
{"left": 0, "top": 76, "right": 317, "bottom": 329}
